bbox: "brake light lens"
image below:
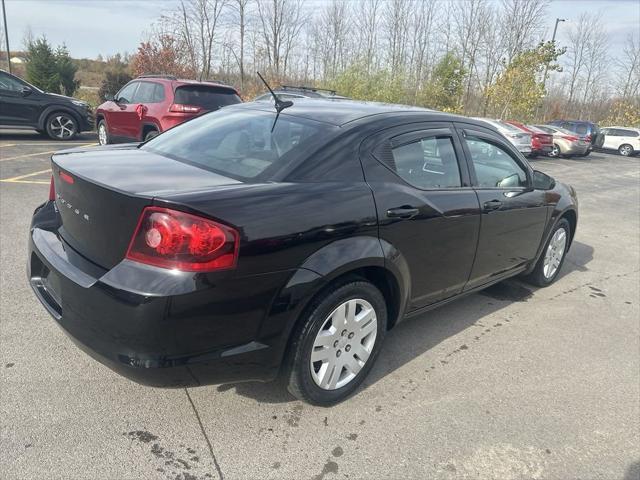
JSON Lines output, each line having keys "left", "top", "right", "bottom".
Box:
{"left": 585, "top": 134, "right": 592, "bottom": 142}
{"left": 565, "top": 135, "right": 579, "bottom": 142}
{"left": 126, "top": 207, "right": 239, "bottom": 272}
{"left": 59, "top": 171, "right": 74, "bottom": 184}
{"left": 48, "top": 175, "right": 55, "bottom": 201}
{"left": 169, "top": 104, "right": 201, "bottom": 114}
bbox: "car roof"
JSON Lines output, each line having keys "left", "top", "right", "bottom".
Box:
{"left": 229, "top": 98, "right": 489, "bottom": 128}
{"left": 134, "top": 75, "right": 236, "bottom": 91}
{"left": 604, "top": 126, "right": 640, "bottom": 130}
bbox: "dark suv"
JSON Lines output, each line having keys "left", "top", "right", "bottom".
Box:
{"left": 548, "top": 120, "right": 601, "bottom": 155}
{"left": 95, "top": 75, "right": 241, "bottom": 145}
{"left": 0, "top": 69, "right": 93, "bottom": 140}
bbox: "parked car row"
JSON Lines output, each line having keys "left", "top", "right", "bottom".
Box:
{"left": 1, "top": 68, "right": 638, "bottom": 159}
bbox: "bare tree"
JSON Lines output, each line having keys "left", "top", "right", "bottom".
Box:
{"left": 226, "top": 0, "right": 253, "bottom": 89}
{"left": 564, "top": 12, "right": 590, "bottom": 108}
{"left": 383, "top": 0, "right": 411, "bottom": 75}
{"left": 353, "top": 0, "right": 383, "bottom": 73}
{"left": 501, "top": 0, "right": 549, "bottom": 62}
{"left": 256, "top": 0, "right": 305, "bottom": 78}
{"left": 617, "top": 33, "right": 640, "bottom": 99}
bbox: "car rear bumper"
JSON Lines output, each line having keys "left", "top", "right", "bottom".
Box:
{"left": 27, "top": 203, "right": 294, "bottom": 387}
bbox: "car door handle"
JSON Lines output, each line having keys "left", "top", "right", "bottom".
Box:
{"left": 386, "top": 206, "right": 420, "bottom": 219}
{"left": 483, "top": 199, "right": 503, "bottom": 212}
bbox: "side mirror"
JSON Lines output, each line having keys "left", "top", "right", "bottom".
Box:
{"left": 533, "top": 170, "right": 555, "bottom": 190}
{"left": 21, "top": 86, "right": 32, "bottom": 97}
{"left": 104, "top": 93, "right": 115, "bottom": 102}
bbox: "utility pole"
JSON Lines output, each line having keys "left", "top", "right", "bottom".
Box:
{"left": 538, "top": 18, "right": 565, "bottom": 120}
{"left": 1, "top": 0, "right": 10, "bottom": 73}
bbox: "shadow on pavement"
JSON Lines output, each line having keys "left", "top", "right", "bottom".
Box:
{"left": 0, "top": 129, "right": 97, "bottom": 142}
{"left": 221, "top": 240, "right": 594, "bottom": 405}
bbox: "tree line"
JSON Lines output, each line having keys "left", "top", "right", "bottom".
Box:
{"left": 18, "top": 0, "right": 640, "bottom": 126}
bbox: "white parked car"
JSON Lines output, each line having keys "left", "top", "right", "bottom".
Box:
{"left": 597, "top": 127, "right": 640, "bottom": 156}
{"left": 474, "top": 118, "right": 532, "bottom": 155}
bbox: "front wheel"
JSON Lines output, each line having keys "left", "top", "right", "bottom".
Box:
{"left": 619, "top": 144, "right": 634, "bottom": 156}
{"left": 524, "top": 218, "right": 571, "bottom": 287}
{"left": 286, "top": 281, "right": 387, "bottom": 405}
{"left": 97, "top": 120, "right": 110, "bottom": 145}
{"left": 46, "top": 112, "right": 78, "bottom": 140}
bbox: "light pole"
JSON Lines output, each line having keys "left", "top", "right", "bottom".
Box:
{"left": 539, "top": 18, "right": 565, "bottom": 119}
{"left": 1, "top": 0, "right": 10, "bottom": 73}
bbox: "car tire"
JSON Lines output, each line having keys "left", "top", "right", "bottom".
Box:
{"left": 549, "top": 143, "right": 561, "bottom": 158}
{"left": 619, "top": 144, "right": 634, "bottom": 156}
{"left": 45, "top": 111, "right": 78, "bottom": 140}
{"left": 523, "top": 218, "right": 571, "bottom": 287}
{"left": 97, "top": 120, "right": 110, "bottom": 145}
{"left": 144, "top": 130, "right": 159, "bottom": 141}
{"left": 286, "top": 280, "right": 387, "bottom": 406}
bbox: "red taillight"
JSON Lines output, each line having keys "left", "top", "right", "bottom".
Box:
{"left": 564, "top": 135, "right": 579, "bottom": 142}
{"left": 48, "top": 175, "right": 55, "bottom": 201}
{"left": 169, "top": 104, "right": 201, "bottom": 114}
{"left": 585, "top": 134, "right": 592, "bottom": 142}
{"left": 126, "top": 207, "right": 239, "bottom": 272}
{"left": 59, "top": 171, "right": 74, "bottom": 184}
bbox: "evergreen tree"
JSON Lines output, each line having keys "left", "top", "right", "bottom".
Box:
{"left": 55, "top": 45, "right": 80, "bottom": 96}
{"left": 25, "top": 37, "right": 59, "bottom": 93}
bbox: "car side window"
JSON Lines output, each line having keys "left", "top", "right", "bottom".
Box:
{"left": 133, "top": 81, "right": 163, "bottom": 103}
{"left": 619, "top": 129, "right": 638, "bottom": 137}
{"left": 464, "top": 135, "right": 527, "bottom": 189}
{"left": 381, "top": 136, "right": 462, "bottom": 189}
{"left": 152, "top": 83, "right": 165, "bottom": 102}
{"left": 0, "top": 72, "right": 24, "bottom": 92}
{"left": 117, "top": 82, "right": 138, "bottom": 104}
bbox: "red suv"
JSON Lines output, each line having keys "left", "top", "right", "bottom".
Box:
{"left": 95, "top": 75, "right": 241, "bottom": 144}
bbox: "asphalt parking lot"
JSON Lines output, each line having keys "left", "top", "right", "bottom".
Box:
{"left": 1, "top": 129, "right": 639, "bottom": 480}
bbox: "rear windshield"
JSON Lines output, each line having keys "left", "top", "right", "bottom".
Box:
{"left": 141, "top": 108, "right": 336, "bottom": 181}
{"left": 174, "top": 85, "right": 241, "bottom": 111}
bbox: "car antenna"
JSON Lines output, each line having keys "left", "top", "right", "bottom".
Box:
{"left": 257, "top": 71, "right": 293, "bottom": 132}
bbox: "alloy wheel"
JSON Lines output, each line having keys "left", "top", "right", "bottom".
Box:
{"left": 543, "top": 227, "right": 567, "bottom": 279}
{"left": 98, "top": 123, "right": 108, "bottom": 145}
{"left": 619, "top": 145, "right": 632, "bottom": 156}
{"left": 310, "top": 298, "right": 377, "bottom": 390}
{"left": 49, "top": 115, "right": 76, "bottom": 139}
{"left": 549, "top": 144, "right": 560, "bottom": 157}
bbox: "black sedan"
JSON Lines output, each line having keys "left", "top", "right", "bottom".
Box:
{"left": 28, "top": 99, "right": 578, "bottom": 405}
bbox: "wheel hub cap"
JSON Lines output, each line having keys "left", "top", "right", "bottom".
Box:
{"left": 543, "top": 227, "right": 567, "bottom": 279}
{"left": 310, "top": 298, "right": 377, "bottom": 390}
{"left": 50, "top": 115, "right": 75, "bottom": 138}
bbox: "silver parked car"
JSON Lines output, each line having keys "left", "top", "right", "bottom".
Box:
{"left": 475, "top": 118, "right": 532, "bottom": 155}
{"left": 534, "top": 125, "right": 590, "bottom": 158}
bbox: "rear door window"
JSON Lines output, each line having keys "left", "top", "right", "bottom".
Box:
{"left": 380, "top": 136, "right": 462, "bottom": 189}
{"left": 174, "top": 86, "right": 241, "bottom": 111}
{"left": 133, "top": 82, "right": 158, "bottom": 103}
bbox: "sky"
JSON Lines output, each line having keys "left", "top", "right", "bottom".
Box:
{"left": 1, "top": 0, "right": 639, "bottom": 60}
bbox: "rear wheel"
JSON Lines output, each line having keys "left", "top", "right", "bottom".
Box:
{"left": 524, "top": 218, "right": 570, "bottom": 287}
{"left": 46, "top": 112, "right": 78, "bottom": 140}
{"left": 286, "top": 281, "right": 387, "bottom": 405}
{"left": 548, "top": 143, "right": 561, "bottom": 158}
{"left": 619, "top": 144, "right": 634, "bottom": 156}
{"left": 144, "top": 130, "right": 159, "bottom": 141}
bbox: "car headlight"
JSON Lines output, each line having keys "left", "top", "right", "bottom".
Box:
{"left": 71, "top": 100, "right": 89, "bottom": 108}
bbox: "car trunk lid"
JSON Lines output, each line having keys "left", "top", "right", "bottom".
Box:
{"left": 51, "top": 146, "right": 242, "bottom": 269}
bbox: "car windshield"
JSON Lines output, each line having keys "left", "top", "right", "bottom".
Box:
{"left": 141, "top": 108, "right": 337, "bottom": 181}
